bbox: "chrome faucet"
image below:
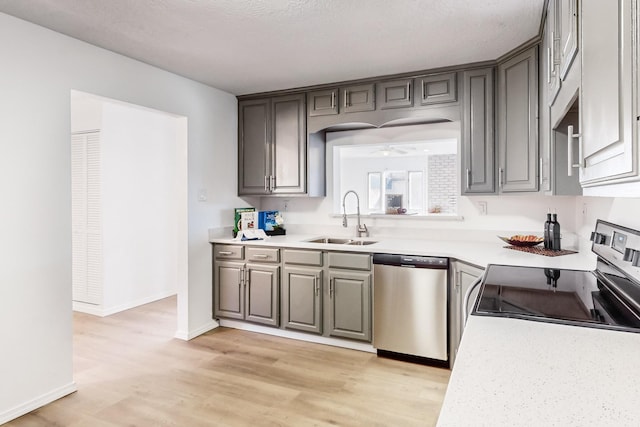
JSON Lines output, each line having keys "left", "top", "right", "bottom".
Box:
{"left": 342, "top": 190, "right": 368, "bottom": 237}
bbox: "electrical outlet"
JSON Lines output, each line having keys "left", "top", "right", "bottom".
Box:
{"left": 477, "top": 201, "right": 488, "bottom": 215}
{"left": 582, "top": 203, "right": 588, "bottom": 217}
{"left": 198, "top": 188, "right": 207, "bottom": 202}
{"left": 283, "top": 200, "right": 289, "bottom": 212}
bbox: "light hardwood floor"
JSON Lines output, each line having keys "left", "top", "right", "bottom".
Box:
{"left": 7, "top": 296, "right": 450, "bottom": 426}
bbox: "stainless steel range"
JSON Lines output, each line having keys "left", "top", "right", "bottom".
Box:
{"left": 469, "top": 220, "right": 640, "bottom": 333}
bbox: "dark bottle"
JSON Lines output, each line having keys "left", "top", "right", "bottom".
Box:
{"left": 550, "top": 213, "right": 561, "bottom": 251}
{"left": 544, "top": 211, "right": 552, "bottom": 249}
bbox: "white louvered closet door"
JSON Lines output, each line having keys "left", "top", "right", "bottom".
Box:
{"left": 71, "top": 132, "right": 102, "bottom": 305}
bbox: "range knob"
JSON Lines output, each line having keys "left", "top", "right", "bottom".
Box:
{"left": 633, "top": 251, "right": 640, "bottom": 267}
{"left": 590, "top": 232, "right": 607, "bottom": 245}
{"left": 624, "top": 248, "right": 636, "bottom": 262}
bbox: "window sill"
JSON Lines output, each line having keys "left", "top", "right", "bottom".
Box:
{"left": 330, "top": 213, "right": 464, "bottom": 221}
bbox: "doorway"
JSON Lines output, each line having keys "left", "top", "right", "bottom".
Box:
{"left": 70, "top": 90, "right": 188, "bottom": 335}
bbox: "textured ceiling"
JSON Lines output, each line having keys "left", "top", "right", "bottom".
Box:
{"left": 0, "top": 0, "right": 544, "bottom": 95}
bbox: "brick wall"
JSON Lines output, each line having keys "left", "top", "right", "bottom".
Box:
{"left": 428, "top": 154, "right": 457, "bottom": 214}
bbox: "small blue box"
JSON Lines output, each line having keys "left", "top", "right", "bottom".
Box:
{"left": 258, "top": 210, "right": 279, "bottom": 231}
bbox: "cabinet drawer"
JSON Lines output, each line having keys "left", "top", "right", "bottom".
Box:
{"left": 327, "top": 252, "right": 371, "bottom": 271}
{"left": 246, "top": 247, "right": 280, "bottom": 263}
{"left": 283, "top": 249, "right": 323, "bottom": 266}
{"left": 214, "top": 244, "right": 244, "bottom": 260}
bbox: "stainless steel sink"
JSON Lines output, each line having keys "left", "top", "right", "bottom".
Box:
{"left": 306, "top": 237, "right": 377, "bottom": 245}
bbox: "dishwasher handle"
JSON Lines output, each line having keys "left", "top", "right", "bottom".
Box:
{"left": 462, "top": 276, "right": 484, "bottom": 327}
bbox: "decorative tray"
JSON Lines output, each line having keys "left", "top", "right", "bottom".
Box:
{"left": 504, "top": 245, "right": 578, "bottom": 257}
{"left": 498, "top": 235, "right": 544, "bottom": 247}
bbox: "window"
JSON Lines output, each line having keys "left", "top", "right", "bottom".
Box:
{"left": 329, "top": 123, "right": 459, "bottom": 216}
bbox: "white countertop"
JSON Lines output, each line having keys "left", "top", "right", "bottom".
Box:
{"left": 209, "top": 233, "right": 597, "bottom": 271}
{"left": 437, "top": 316, "right": 640, "bottom": 426}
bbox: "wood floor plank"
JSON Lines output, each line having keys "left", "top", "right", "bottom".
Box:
{"left": 6, "top": 296, "right": 449, "bottom": 426}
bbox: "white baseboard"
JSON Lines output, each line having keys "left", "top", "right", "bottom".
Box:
{"left": 73, "top": 291, "right": 177, "bottom": 317}
{"left": 0, "top": 382, "right": 77, "bottom": 425}
{"left": 218, "top": 319, "right": 376, "bottom": 353}
{"left": 175, "top": 319, "right": 219, "bottom": 341}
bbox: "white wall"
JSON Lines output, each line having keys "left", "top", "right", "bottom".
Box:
{"left": 0, "top": 12, "right": 238, "bottom": 423}
{"left": 101, "top": 101, "right": 181, "bottom": 314}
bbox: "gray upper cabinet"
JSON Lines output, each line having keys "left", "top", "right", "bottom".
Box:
{"left": 238, "top": 94, "right": 306, "bottom": 196}
{"left": 461, "top": 68, "right": 495, "bottom": 194}
{"left": 342, "top": 83, "right": 375, "bottom": 113}
{"left": 377, "top": 78, "right": 413, "bottom": 110}
{"left": 416, "top": 73, "right": 457, "bottom": 106}
{"left": 308, "top": 88, "right": 339, "bottom": 117}
{"left": 497, "top": 46, "right": 539, "bottom": 192}
{"left": 327, "top": 270, "right": 371, "bottom": 342}
{"left": 238, "top": 99, "right": 270, "bottom": 195}
{"left": 557, "top": 0, "right": 578, "bottom": 80}
{"left": 546, "top": 0, "right": 561, "bottom": 106}
{"left": 580, "top": 0, "right": 637, "bottom": 185}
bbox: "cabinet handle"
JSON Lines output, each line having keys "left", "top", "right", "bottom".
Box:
{"left": 421, "top": 80, "right": 426, "bottom": 101}
{"left": 330, "top": 91, "right": 335, "bottom": 110}
{"left": 252, "top": 254, "right": 268, "bottom": 259}
{"left": 567, "top": 125, "right": 582, "bottom": 176}
{"left": 329, "top": 278, "right": 334, "bottom": 298}
{"left": 550, "top": 31, "right": 556, "bottom": 67}
{"left": 465, "top": 168, "right": 471, "bottom": 190}
{"left": 499, "top": 167, "right": 504, "bottom": 188}
{"left": 546, "top": 46, "right": 552, "bottom": 84}
{"left": 264, "top": 175, "right": 269, "bottom": 192}
{"left": 218, "top": 251, "right": 233, "bottom": 256}
{"left": 270, "top": 175, "right": 275, "bottom": 191}
{"left": 539, "top": 157, "right": 543, "bottom": 187}
{"left": 344, "top": 90, "right": 348, "bottom": 108}
{"left": 407, "top": 82, "right": 411, "bottom": 101}
{"left": 314, "top": 276, "right": 319, "bottom": 296}
{"left": 244, "top": 268, "right": 249, "bottom": 286}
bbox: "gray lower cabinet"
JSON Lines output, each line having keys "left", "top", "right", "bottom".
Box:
{"left": 450, "top": 261, "right": 484, "bottom": 367}
{"left": 282, "top": 265, "right": 323, "bottom": 334}
{"left": 245, "top": 263, "right": 279, "bottom": 326}
{"left": 214, "top": 260, "right": 245, "bottom": 320}
{"left": 281, "top": 249, "right": 372, "bottom": 342}
{"left": 497, "top": 46, "right": 539, "bottom": 192}
{"left": 238, "top": 93, "right": 306, "bottom": 196}
{"left": 461, "top": 67, "right": 495, "bottom": 194}
{"left": 213, "top": 245, "right": 280, "bottom": 327}
{"left": 327, "top": 269, "right": 371, "bottom": 341}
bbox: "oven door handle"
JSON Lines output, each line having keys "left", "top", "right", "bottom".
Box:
{"left": 463, "top": 276, "right": 484, "bottom": 327}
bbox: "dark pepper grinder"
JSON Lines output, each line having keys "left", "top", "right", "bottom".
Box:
{"left": 544, "top": 211, "right": 552, "bottom": 249}
{"left": 550, "top": 213, "right": 561, "bottom": 251}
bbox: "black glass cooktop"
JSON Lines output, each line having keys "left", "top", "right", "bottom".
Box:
{"left": 473, "top": 264, "right": 640, "bottom": 332}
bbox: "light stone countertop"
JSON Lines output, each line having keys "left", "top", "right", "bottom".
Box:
{"left": 209, "top": 233, "right": 597, "bottom": 271}
{"left": 437, "top": 316, "right": 640, "bottom": 427}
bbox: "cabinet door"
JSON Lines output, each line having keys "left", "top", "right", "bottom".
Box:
{"left": 461, "top": 68, "right": 495, "bottom": 194}
{"left": 342, "top": 83, "right": 375, "bottom": 113}
{"left": 245, "top": 263, "right": 279, "bottom": 326}
{"left": 282, "top": 266, "right": 323, "bottom": 334}
{"left": 416, "top": 73, "right": 457, "bottom": 106}
{"left": 498, "top": 47, "right": 539, "bottom": 192}
{"left": 450, "top": 262, "right": 483, "bottom": 367}
{"left": 377, "top": 78, "right": 413, "bottom": 110}
{"left": 271, "top": 94, "right": 306, "bottom": 194}
{"left": 558, "top": 0, "right": 578, "bottom": 80}
{"left": 580, "top": 0, "right": 636, "bottom": 185}
{"left": 214, "top": 261, "right": 245, "bottom": 320}
{"left": 308, "top": 89, "right": 339, "bottom": 116}
{"left": 327, "top": 270, "right": 371, "bottom": 342}
{"left": 546, "top": 0, "right": 561, "bottom": 106}
{"left": 238, "top": 99, "right": 270, "bottom": 195}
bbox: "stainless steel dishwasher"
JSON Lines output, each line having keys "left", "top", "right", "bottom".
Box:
{"left": 373, "top": 253, "right": 448, "bottom": 364}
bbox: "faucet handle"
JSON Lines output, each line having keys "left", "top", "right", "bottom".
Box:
{"left": 357, "top": 223, "right": 369, "bottom": 237}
